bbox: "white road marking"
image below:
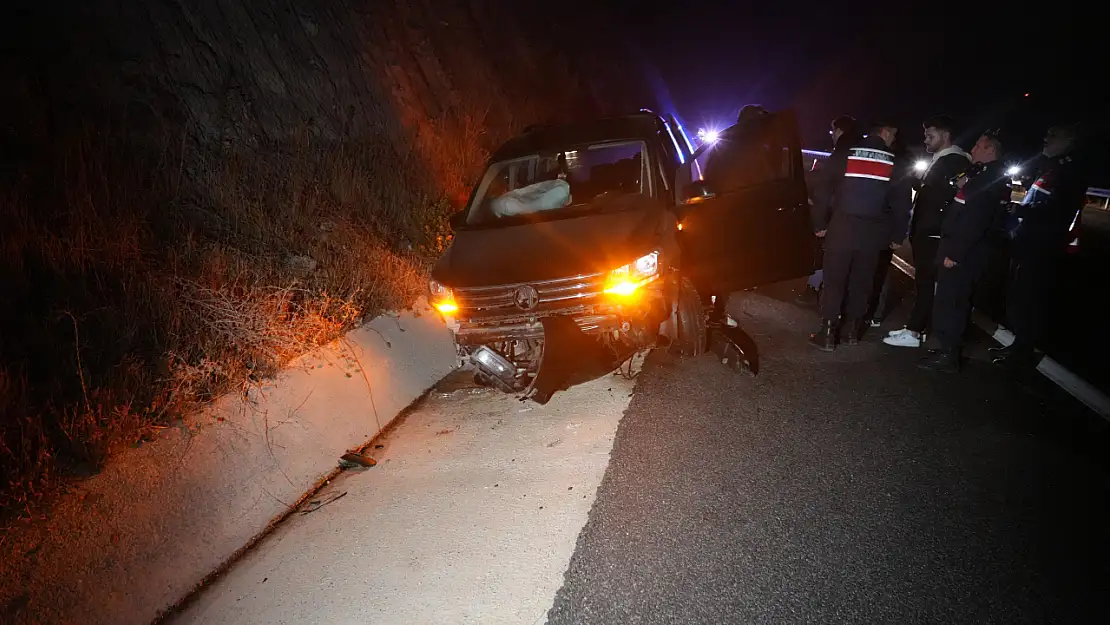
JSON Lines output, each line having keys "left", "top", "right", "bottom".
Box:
{"left": 172, "top": 367, "right": 637, "bottom": 625}
{"left": 890, "top": 254, "right": 1110, "bottom": 421}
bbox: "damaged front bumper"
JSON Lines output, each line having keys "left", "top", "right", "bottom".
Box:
{"left": 442, "top": 290, "right": 667, "bottom": 404}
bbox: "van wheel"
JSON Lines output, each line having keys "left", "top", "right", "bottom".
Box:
{"left": 674, "top": 278, "right": 707, "bottom": 356}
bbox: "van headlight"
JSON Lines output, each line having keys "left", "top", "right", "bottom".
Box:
{"left": 604, "top": 251, "right": 659, "bottom": 297}
{"left": 429, "top": 280, "right": 457, "bottom": 314}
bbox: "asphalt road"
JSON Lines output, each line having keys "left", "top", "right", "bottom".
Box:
{"left": 169, "top": 279, "right": 1110, "bottom": 625}
{"left": 546, "top": 284, "right": 1110, "bottom": 625}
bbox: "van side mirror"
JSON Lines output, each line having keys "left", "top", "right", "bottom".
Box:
{"left": 681, "top": 180, "right": 716, "bottom": 205}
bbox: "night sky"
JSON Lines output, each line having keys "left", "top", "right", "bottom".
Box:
{"left": 594, "top": 2, "right": 1107, "bottom": 171}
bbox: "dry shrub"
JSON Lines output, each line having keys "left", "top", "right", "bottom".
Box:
{"left": 0, "top": 123, "right": 456, "bottom": 514}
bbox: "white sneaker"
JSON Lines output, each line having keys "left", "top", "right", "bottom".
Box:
{"left": 883, "top": 328, "right": 922, "bottom": 348}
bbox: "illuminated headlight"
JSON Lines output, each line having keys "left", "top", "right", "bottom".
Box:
{"left": 429, "top": 280, "right": 457, "bottom": 314}
{"left": 604, "top": 251, "right": 660, "bottom": 296}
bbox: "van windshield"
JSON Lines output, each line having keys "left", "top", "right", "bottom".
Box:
{"left": 464, "top": 140, "right": 649, "bottom": 226}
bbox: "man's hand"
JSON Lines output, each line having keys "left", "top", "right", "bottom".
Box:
{"left": 815, "top": 230, "right": 826, "bottom": 238}
{"left": 943, "top": 257, "right": 957, "bottom": 268}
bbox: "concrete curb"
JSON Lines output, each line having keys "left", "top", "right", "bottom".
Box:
{"left": 0, "top": 299, "right": 459, "bottom": 625}
{"left": 889, "top": 254, "right": 1110, "bottom": 420}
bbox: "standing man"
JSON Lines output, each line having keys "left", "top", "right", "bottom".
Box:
{"left": 810, "top": 121, "right": 913, "bottom": 351}
{"left": 701, "top": 104, "right": 774, "bottom": 322}
{"left": 919, "top": 133, "right": 1011, "bottom": 372}
{"left": 865, "top": 132, "right": 912, "bottom": 327}
{"left": 884, "top": 115, "right": 971, "bottom": 348}
{"left": 992, "top": 124, "right": 1090, "bottom": 367}
{"left": 703, "top": 104, "right": 774, "bottom": 194}
{"left": 796, "top": 115, "right": 862, "bottom": 307}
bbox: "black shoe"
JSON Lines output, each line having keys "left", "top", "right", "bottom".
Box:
{"left": 794, "top": 286, "right": 820, "bottom": 307}
{"left": 843, "top": 319, "right": 861, "bottom": 346}
{"left": 918, "top": 348, "right": 960, "bottom": 373}
{"left": 809, "top": 319, "right": 836, "bottom": 352}
{"left": 988, "top": 343, "right": 1015, "bottom": 357}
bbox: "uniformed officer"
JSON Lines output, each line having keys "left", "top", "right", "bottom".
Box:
{"left": 810, "top": 121, "right": 913, "bottom": 351}
{"left": 702, "top": 105, "right": 774, "bottom": 195}
{"left": 795, "top": 114, "right": 862, "bottom": 307}
{"left": 918, "top": 133, "right": 1011, "bottom": 372}
{"left": 992, "top": 124, "right": 1090, "bottom": 367}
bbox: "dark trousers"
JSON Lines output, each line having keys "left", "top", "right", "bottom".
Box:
{"left": 907, "top": 235, "right": 940, "bottom": 333}
{"left": 1007, "top": 250, "right": 1061, "bottom": 353}
{"left": 820, "top": 248, "right": 882, "bottom": 322}
{"left": 932, "top": 260, "right": 983, "bottom": 351}
{"left": 866, "top": 248, "right": 895, "bottom": 321}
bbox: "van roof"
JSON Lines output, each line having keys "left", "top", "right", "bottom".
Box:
{"left": 491, "top": 113, "right": 666, "bottom": 162}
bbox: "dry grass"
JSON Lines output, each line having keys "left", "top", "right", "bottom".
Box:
{"left": 0, "top": 115, "right": 481, "bottom": 515}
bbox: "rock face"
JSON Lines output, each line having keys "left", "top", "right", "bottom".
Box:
{"left": 6, "top": 0, "right": 644, "bottom": 190}
{"left": 0, "top": 0, "right": 654, "bottom": 513}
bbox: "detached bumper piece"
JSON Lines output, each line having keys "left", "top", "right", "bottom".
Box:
{"left": 708, "top": 315, "right": 759, "bottom": 375}
{"left": 524, "top": 315, "right": 619, "bottom": 405}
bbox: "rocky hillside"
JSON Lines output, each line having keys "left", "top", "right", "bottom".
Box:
{"left": 0, "top": 0, "right": 649, "bottom": 510}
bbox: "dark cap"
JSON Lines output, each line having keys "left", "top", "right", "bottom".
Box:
{"left": 831, "top": 115, "right": 858, "bottom": 133}
{"left": 868, "top": 120, "right": 899, "bottom": 134}
{"left": 737, "top": 104, "right": 769, "bottom": 123}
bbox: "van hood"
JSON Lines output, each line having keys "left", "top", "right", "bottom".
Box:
{"left": 431, "top": 197, "right": 668, "bottom": 287}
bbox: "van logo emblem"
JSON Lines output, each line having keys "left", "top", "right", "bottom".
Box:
{"left": 514, "top": 285, "right": 539, "bottom": 311}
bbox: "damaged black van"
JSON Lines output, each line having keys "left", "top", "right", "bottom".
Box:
{"left": 428, "top": 110, "right": 815, "bottom": 403}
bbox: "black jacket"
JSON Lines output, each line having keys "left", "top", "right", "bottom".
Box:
{"left": 808, "top": 131, "right": 860, "bottom": 230}
{"left": 703, "top": 116, "right": 775, "bottom": 193}
{"left": 1012, "top": 150, "right": 1088, "bottom": 256}
{"left": 937, "top": 161, "right": 1010, "bottom": 266}
{"left": 910, "top": 148, "right": 971, "bottom": 238}
{"left": 823, "top": 135, "right": 914, "bottom": 251}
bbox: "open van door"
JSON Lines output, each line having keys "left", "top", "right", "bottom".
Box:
{"left": 674, "top": 109, "right": 815, "bottom": 294}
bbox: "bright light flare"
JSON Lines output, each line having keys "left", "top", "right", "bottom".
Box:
{"left": 1006, "top": 165, "right": 1021, "bottom": 176}
{"left": 603, "top": 280, "right": 642, "bottom": 297}
{"left": 603, "top": 252, "right": 659, "bottom": 297}
{"left": 697, "top": 128, "right": 720, "bottom": 144}
{"left": 913, "top": 160, "right": 929, "bottom": 173}
{"left": 433, "top": 300, "right": 458, "bottom": 314}
{"left": 429, "top": 280, "right": 457, "bottom": 315}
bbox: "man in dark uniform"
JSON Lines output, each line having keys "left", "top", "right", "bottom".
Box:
{"left": 702, "top": 104, "right": 774, "bottom": 194}
{"left": 918, "top": 133, "right": 1011, "bottom": 372}
{"left": 810, "top": 121, "right": 913, "bottom": 351}
{"left": 884, "top": 115, "right": 971, "bottom": 349}
{"left": 864, "top": 131, "right": 912, "bottom": 327}
{"left": 992, "top": 124, "right": 1089, "bottom": 367}
{"left": 698, "top": 104, "right": 776, "bottom": 322}
{"left": 796, "top": 114, "right": 862, "bottom": 307}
